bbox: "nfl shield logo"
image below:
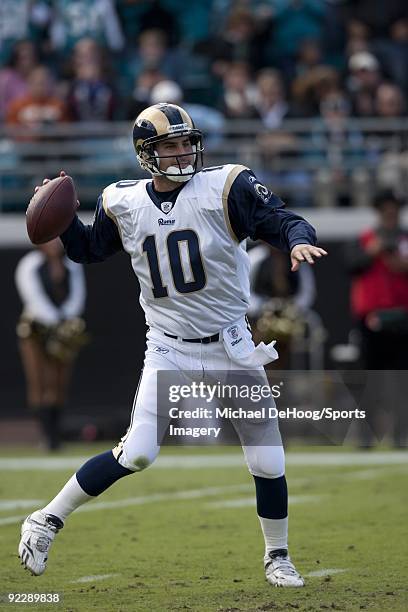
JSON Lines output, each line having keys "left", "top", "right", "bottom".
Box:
{"left": 161, "top": 201, "right": 173, "bottom": 214}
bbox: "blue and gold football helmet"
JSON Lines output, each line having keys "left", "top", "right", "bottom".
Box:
{"left": 133, "top": 103, "right": 203, "bottom": 182}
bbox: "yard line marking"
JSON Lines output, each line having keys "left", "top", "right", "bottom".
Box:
{"left": 0, "top": 514, "right": 27, "bottom": 526}
{"left": 0, "top": 484, "right": 253, "bottom": 526}
{"left": 0, "top": 457, "right": 84, "bottom": 471}
{"left": 159, "top": 455, "right": 243, "bottom": 468}
{"left": 306, "top": 568, "right": 347, "bottom": 578}
{"left": 0, "top": 485, "right": 323, "bottom": 525}
{"left": 207, "top": 497, "right": 255, "bottom": 509}
{"left": 0, "top": 451, "right": 407, "bottom": 471}
{"left": 285, "top": 452, "right": 408, "bottom": 467}
{"left": 71, "top": 574, "right": 118, "bottom": 584}
{"left": 0, "top": 499, "right": 43, "bottom": 511}
{"left": 347, "top": 468, "right": 382, "bottom": 480}
{"left": 345, "top": 466, "right": 408, "bottom": 480}
{"left": 207, "top": 494, "right": 321, "bottom": 509}
{"left": 77, "top": 484, "right": 252, "bottom": 514}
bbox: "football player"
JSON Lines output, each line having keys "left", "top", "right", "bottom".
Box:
{"left": 18, "top": 103, "right": 327, "bottom": 587}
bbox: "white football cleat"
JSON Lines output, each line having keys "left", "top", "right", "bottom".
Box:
{"left": 265, "top": 549, "right": 305, "bottom": 587}
{"left": 18, "top": 510, "right": 63, "bottom": 576}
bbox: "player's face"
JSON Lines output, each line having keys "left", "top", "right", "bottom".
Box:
{"left": 155, "top": 136, "right": 194, "bottom": 172}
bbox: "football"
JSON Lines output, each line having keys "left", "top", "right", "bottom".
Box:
{"left": 26, "top": 175, "right": 78, "bottom": 245}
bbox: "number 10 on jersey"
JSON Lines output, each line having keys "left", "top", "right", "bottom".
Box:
{"left": 142, "top": 230, "right": 206, "bottom": 297}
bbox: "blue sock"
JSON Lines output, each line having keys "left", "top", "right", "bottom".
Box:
{"left": 253, "top": 474, "right": 288, "bottom": 519}
{"left": 76, "top": 450, "right": 133, "bottom": 496}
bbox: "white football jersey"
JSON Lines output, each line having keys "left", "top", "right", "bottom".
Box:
{"left": 102, "top": 164, "right": 250, "bottom": 337}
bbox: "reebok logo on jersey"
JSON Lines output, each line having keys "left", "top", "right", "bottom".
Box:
{"left": 154, "top": 346, "right": 169, "bottom": 354}
{"left": 158, "top": 218, "right": 175, "bottom": 226}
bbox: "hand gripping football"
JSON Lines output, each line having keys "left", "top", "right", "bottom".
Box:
{"left": 26, "top": 175, "right": 78, "bottom": 245}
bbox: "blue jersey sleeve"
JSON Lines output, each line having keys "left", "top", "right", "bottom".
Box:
{"left": 60, "top": 195, "right": 123, "bottom": 263}
{"left": 227, "top": 169, "right": 317, "bottom": 251}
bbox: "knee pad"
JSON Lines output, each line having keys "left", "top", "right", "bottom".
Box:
{"left": 119, "top": 450, "right": 153, "bottom": 472}
{"left": 113, "top": 423, "right": 160, "bottom": 472}
{"left": 243, "top": 445, "right": 285, "bottom": 479}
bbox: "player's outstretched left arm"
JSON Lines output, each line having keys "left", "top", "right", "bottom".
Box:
{"left": 226, "top": 168, "right": 328, "bottom": 268}
{"left": 290, "top": 244, "right": 328, "bottom": 271}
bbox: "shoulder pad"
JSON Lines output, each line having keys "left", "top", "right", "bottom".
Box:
{"left": 222, "top": 164, "right": 249, "bottom": 184}
{"left": 195, "top": 164, "right": 249, "bottom": 191}
{"left": 102, "top": 179, "right": 146, "bottom": 219}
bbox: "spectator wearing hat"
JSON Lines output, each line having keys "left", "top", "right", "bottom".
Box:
{"left": 347, "top": 51, "right": 382, "bottom": 116}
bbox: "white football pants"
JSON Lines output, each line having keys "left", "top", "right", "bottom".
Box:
{"left": 112, "top": 327, "right": 285, "bottom": 479}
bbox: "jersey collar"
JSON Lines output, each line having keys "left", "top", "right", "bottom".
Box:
{"left": 145, "top": 181, "right": 186, "bottom": 215}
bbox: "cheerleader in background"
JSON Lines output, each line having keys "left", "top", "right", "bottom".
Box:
{"left": 15, "top": 238, "right": 87, "bottom": 450}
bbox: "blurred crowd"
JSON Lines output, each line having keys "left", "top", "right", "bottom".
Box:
{"left": 1, "top": 0, "right": 407, "bottom": 127}
{"left": 1, "top": 0, "right": 407, "bottom": 210}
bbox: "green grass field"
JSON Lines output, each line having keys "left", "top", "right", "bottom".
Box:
{"left": 0, "top": 444, "right": 407, "bottom": 611}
